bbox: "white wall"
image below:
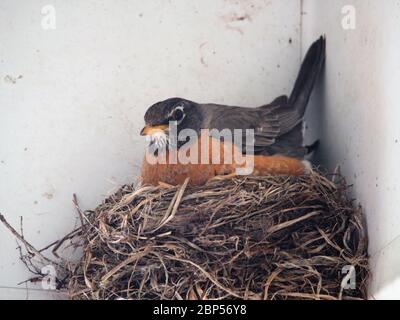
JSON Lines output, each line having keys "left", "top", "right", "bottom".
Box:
{"left": 302, "top": 0, "right": 400, "bottom": 299}
{"left": 3, "top": 0, "right": 399, "bottom": 300}
{"left": 0, "top": 0, "right": 301, "bottom": 298}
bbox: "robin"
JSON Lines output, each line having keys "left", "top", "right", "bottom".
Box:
{"left": 140, "top": 37, "right": 325, "bottom": 186}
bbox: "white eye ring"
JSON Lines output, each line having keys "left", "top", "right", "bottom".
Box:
{"left": 169, "top": 105, "right": 185, "bottom": 124}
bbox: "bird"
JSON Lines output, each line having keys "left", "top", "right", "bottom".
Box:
{"left": 139, "top": 36, "right": 326, "bottom": 186}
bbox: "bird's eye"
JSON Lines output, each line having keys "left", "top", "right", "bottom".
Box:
{"left": 172, "top": 107, "right": 184, "bottom": 122}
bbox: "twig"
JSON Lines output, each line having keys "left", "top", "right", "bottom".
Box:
{"left": 0, "top": 213, "right": 60, "bottom": 267}
{"left": 73, "top": 193, "right": 86, "bottom": 232}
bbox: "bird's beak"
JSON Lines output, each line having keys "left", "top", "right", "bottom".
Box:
{"left": 140, "top": 124, "right": 168, "bottom": 136}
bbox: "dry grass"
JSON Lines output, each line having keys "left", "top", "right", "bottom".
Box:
{"left": 1, "top": 171, "right": 369, "bottom": 300}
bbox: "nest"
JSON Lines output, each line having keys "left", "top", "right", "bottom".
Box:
{"left": 1, "top": 171, "right": 370, "bottom": 300}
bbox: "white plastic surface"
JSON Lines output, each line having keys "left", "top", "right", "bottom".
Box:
{"left": 2, "top": 0, "right": 399, "bottom": 300}
{"left": 303, "top": 0, "right": 400, "bottom": 299}
{"left": 0, "top": 0, "right": 301, "bottom": 299}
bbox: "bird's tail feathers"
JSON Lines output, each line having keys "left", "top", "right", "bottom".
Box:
{"left": 289, "top": 36, "right": 326, "bottom": 117}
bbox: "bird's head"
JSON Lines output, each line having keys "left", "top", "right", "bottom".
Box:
{"left": 140, "top": 97, "right": 202, "bottom": 149}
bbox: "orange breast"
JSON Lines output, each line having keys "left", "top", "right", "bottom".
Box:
{"left": 140, "top": 137, "right": 306, "bottom": 186}
{"left": 251, "top": 155, "right": 306, "bottom": 176}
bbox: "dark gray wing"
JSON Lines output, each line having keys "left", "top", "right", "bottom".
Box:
{"left": 200, "top": 98, "right": 305, "bottom": 157}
